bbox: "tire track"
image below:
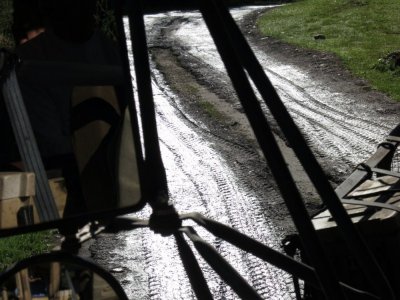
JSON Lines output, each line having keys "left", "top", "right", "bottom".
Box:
{"left": 163, "top": 8, "right": 399, "bottom": 177}
{"left": 91, "top": 7, "right": 400, "bottom": 300}
{"left": 151, "top": 61, "right": 295, "bottom": 298}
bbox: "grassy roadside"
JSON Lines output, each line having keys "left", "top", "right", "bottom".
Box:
{"left": 0, "top": 0, "right": 53, "bottom": 272}
{"left": 257, "top": 0, "right": 400, "bottom": 101}
{"left": 0, "top": 0, "right": 115, "bottom": 272}
{"left": 0, "top": 231, "right": 54, "bottom": 271}
{"left": 0, "top": 0, "right": 13, "bottom": 48}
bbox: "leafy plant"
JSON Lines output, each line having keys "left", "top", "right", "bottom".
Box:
{"left": 95, "top": 0, "right": 118, "bottom": 41}
{"left": 0, "top": 0, "right": 14, "bottom": 48}
{"left": 374, "top": 51, "right": 400, "bottom": 75}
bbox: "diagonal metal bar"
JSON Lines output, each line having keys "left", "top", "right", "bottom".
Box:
{"left": 207, "top": 2, "right": 394, "bottom": 298}
{"left": 175, "top": 232, "right": 214, "bottom": 300}
{"left": 181, "top": 226, "right": 263, "bottom": 300}
{"left": 197, "top": 1, "right": 346, "bottom": 299}
{"left": 181, "top": 212, "right": 380, "bottom": 299}
{"left": 182, "top": 213, "right": 319, "bottom": 288}
{"left": 2, "top": 69, "right": 59, "bottom": 222}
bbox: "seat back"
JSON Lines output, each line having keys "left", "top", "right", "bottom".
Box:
{"left": 71, "top": 86, "right": 141, "bottom": 212}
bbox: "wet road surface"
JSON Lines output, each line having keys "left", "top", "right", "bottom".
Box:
{"left": 151, "top": 7, "right": 399, "bottom": 178}
{"left": 90, "top": 6, "right": 400, "bottom": 300}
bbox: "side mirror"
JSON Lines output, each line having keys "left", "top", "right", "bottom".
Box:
{"left": 0, "top": 56, "right": 148, "bottom": 235}
{"left": 0, "top": 0, "right": 174, "bottom": 236}
{"left": 0, "top": 252, "right": 128, "bottom": 300}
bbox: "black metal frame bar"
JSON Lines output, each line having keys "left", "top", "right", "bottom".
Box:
{"left": 208, "top": 4, "right": 395, "bottom": 299}
{"left": 198, "top": 0, "right": 394, "bottom": 298}
{"left": 0, "top": 251, "right": 129, "bottom": 300}
{"left": 181, "top": 214, "right": 381, "bottom": 300}
{"left": 197, "top": 1, "right": 343, "bottom": 298}
{"left": 104, "top": 214, "right": 381, "bottom": 299}
{"left": 175, "top": 232, "right": 213, "bottom": 300}
{"left": 2, "top": 68, "right": 59, "bottom": 222}
{"left": 124, "top": 0, "right": 170, "bottom": 209}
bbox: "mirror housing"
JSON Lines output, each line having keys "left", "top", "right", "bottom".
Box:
{"left": 0, "top": 58, "right": 148, "bottom": 236}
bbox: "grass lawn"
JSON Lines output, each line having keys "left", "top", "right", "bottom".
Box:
{"left": 257, "top": 0, "right": 400, "bottom": 101}
{"left": 0, "top": 231, "right": 54, "bottom": 272}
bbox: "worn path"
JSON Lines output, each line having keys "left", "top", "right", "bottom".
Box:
{"left": 88, "top": 6, "right": 400, "bottom": 300}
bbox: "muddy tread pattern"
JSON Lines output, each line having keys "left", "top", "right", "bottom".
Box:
{"left": 91, "top": 8, "right": 399, "bottom": 300}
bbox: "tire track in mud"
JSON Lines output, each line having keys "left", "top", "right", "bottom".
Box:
{"left": 91, "top": 10, "right": 298, "bottom": 300}
{"left": 160, "top": 9, "right": 399, "bottom": 180}
{"left": 172, "top": 44, "right": 373, "bottom": 176}
{"left": 168, "top": 45, "right": 380, "bottom": 170}
{"left": 90, "top": 7, "right": 400, "bottom": 300}
{"left": 263, "top": 64, "right": 392, "bottom": 130}
{"left": 151, "top": 60, "right": 296, "bottom": 299}
{"left": 160, "top": 136, "right": 293, "bottom": 300}
{"left": 122, "top": 53, "right": 296, "bottom": 299}
{"left": 253, "top": 58, "right": 394, "bottom": 170}
{"left": 143, "top": 9, "right": 399, "bottom": 298}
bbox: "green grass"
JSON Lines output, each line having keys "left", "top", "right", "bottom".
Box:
{"left": 0, "top": 0, "right": 13, "bottom": 48}
{"left": 0, "top": 1, "right": 54, "bottom": 274}
{"left": 257, "top": 0, "right": 400, "bottom": 101}
{"left": 199, "top": 100, "right": 224, "bottom": 119}
{"left": 0, "top": 231, "right": 54, "bottom": 272}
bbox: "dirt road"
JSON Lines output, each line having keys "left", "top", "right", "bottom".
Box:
{"left": 88, "top": 6, "right": 400, "bottom": 299}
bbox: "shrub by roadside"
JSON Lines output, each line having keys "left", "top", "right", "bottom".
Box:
{"left": 0, "top": 0, "right": 13, "bottom": 48}
{"left": 374, "top": 50, "right": 400, "bottom": 76}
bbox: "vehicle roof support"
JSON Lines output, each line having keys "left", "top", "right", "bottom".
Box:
{"left": 200, "top": 0, "right": 394, "bottom": 298}
{"left": 124, "top": 0, "right": 170, "bottom": 209}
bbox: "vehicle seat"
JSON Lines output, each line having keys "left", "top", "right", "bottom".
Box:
{"left": 71, "top": 85, "right": 141, "bottom": 212}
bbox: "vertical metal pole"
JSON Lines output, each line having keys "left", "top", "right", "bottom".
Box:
{"left": 125, "top": 0, "right": 169, "bottom": 208}
{"left": 113, "top": 0, "right": 147, "bottom": 195}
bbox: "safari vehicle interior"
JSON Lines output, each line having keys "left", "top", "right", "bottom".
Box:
{"left": 0, "top": 61, "right": 144, "bottom": 228}
{"left": 0, "top": 0, "right": 400, "bottom": 299}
